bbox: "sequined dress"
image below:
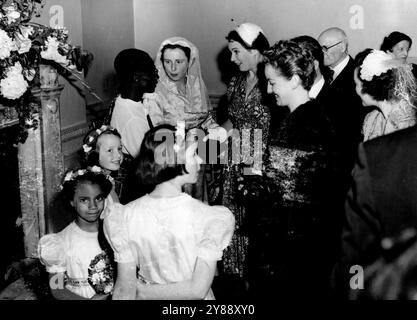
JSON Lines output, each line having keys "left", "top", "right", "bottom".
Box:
{"left": 221, "top": 72, "right": 271, "bottom": 277}
{"left": 241, "top": 99, "right": 340, "bottom": 297}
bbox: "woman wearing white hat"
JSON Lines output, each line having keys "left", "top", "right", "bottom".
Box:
{"left": 218, "top": 22, "right": 271, "bottom": 294}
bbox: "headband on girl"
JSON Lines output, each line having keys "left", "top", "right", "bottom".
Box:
{"left": 61, "top": 166, "right": 114, "bottom": 189}
{"left": 83, "top": 125, "right": 119, "bottom": 154}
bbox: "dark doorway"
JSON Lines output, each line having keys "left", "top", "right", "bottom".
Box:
{"left": 0, "top": 125, "right": 25, "bottom": 291}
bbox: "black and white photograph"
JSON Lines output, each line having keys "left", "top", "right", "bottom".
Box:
{"left": 1, "top": 0, "right": 417, "bottom": 309}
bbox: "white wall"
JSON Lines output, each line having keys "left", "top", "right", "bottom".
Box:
{"left": 82, "top": 0, "right": 135, "bottom": 105}
{"left": 134, "top": 0, "right": 417, "bottom": 95}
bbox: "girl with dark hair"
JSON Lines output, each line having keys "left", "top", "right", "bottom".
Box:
{"left": 219, "top": 23, "right": 271, "bottom": 292}
{"left": 103, "top": 124, "right": 235, "bottom": 299}
{"left": 238, "top": 39, "right": 338, "bottom": 298}
{"left": 38, "top": 167, "right": 115, "bottom": 300}
{"left": 82, "top": 125, "right": 123, "bottom": 203}
{"left": 354, "top": 49, "right": 417, "bottom": 141}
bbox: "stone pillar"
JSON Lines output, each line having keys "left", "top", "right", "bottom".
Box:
{"left": 17, "top": 81, "right": 64, "bottom": 258}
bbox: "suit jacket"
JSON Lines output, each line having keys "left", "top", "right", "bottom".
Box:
{"left": 333, "top": 124, "right": 417, "bottom": 297}
{"left": 323, "top": 56, "right": 364, "bottom": 148}
{"left": 318, "top": 57, "right": 365, "bottom": 199}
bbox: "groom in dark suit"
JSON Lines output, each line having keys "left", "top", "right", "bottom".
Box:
{"left": 333, "top": 125, "right": 417, "bottom": 298}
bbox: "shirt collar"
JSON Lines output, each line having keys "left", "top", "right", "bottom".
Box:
{"left": 331, "top": 55, "right": 350, "bottom": 80}
{"left": 309, "top": 76, "right": 325, "bottom": 99}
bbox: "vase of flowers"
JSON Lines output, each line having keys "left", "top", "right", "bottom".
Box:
{"left": 0, "top": 0, "right": 97, "bottom": 143}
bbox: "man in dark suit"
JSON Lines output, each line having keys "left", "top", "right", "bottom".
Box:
{"left": 293, "top": 35, "right": 332, "bottom": 100}
{"left": 318, "top": 27, "right": 365, "bottom": 198}
{"left": 333, "top": 125, "right": 417, "bottom": 298}
{"left": 318, "top": 27, "right": 364, "bottom": 141}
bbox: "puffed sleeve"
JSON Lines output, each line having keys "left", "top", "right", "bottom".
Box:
{"left": 196, "top": 205, "right": 235, "bottom": 261}
{"left": 37, "top": 234, "right": 66, "bottom": 273}
{"left": 102, "top": 203, "right": 135, "bottom": 263}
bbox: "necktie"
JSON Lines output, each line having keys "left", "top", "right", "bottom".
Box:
{"left": 329, "top": 69, "right": 335, "bottom": 83}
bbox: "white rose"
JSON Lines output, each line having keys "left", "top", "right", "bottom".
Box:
{"left": 360, "top": 50, "right": 393, "bottom": 81}
{"left": 83, "top": 144, "right": 92, "bottom": 153}
{"left": 95, "top": 260, "right": 106, "bottom": 270}
{"left": 91, "top": 273, "right": 101, "bottom": 284}
{"left": 91, "top": 166, "right": 102, "bottom": 173}
{"left": 40, "top": 36, "right": 69, "bottom": 65}
{"left": 4, "top": 6, "right": 20, "bottom": 24}
{"left": 104, "top": 285, "right": 113, "bottom": 294}
{"left": 64, "top": 172, "right": 73, "bottom": 181}
{"left": 7, "top": 10, "right": 20, "bottom": 22}
{"left": 0, "top": 62, "right": 28, "bottom": 100}
{"left": 0, "top": 29, "right": 15, "bottom": 59}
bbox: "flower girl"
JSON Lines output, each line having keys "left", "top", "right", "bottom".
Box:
{"left": 38, "top": 166, "right": 115, "bottom": 300}
{"left": 103, "top": 124, "right": 235, "bottom": 299}
{"left": 82, "top": 125, "right": 124, "bottom": 203}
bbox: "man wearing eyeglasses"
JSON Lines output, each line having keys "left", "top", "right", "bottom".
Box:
{"left": 318, "top": 27, "right": 351, "bottom": 81}
{"left": 318, "top": 27, "right": 364, "bottom": 203}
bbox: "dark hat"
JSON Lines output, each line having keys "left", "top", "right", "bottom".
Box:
{"left": 380, "top": 31, "right": 412, "bottom": 52}
{"left": 114, "top": 48, "right": 155, "bottom": 75}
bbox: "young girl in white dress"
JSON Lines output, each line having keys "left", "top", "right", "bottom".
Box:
{"left": 38, "top": 166, "right": 115, "bottom": 300}
{"left": 82, "top": 125, "right": 124, "bottom": 203}
{"left": 103, "top": 124, "right": 235, "bottom": 300}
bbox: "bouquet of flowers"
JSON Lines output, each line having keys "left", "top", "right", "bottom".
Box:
{"left": 0, "top": 0, "right": 98, "bottom": 143}
{"left": 88, "top": 252, "right": 114, "bottom": 295}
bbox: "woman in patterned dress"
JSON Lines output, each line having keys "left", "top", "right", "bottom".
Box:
{"left": 218, "top": 22, "right": 271, "bottom": 292}
{"left": 354, "top": 49, "right": 417, "bottom": 141}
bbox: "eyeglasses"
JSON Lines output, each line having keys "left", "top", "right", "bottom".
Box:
{"left": 321, "top": 41, "right": 342, "bottom": 53}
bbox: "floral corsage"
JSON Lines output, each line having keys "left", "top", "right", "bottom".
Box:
{"left": 88, "top": 252, "right": 114, "bottom": 295}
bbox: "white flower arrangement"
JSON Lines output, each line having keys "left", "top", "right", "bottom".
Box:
{"left": 360, "top": 50, "right": 395, "bottom": 81}
{"left": 0, "top": 62, "right": 28, "bottom": 100}
{"left": 0, "top": 0, "right": 98, "bottom": 144}
{"left": 40, "top": 35, "right": 69, "bottom": 65}
{"left": 88, "top": 252, "right": 114, "bottom": 295}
